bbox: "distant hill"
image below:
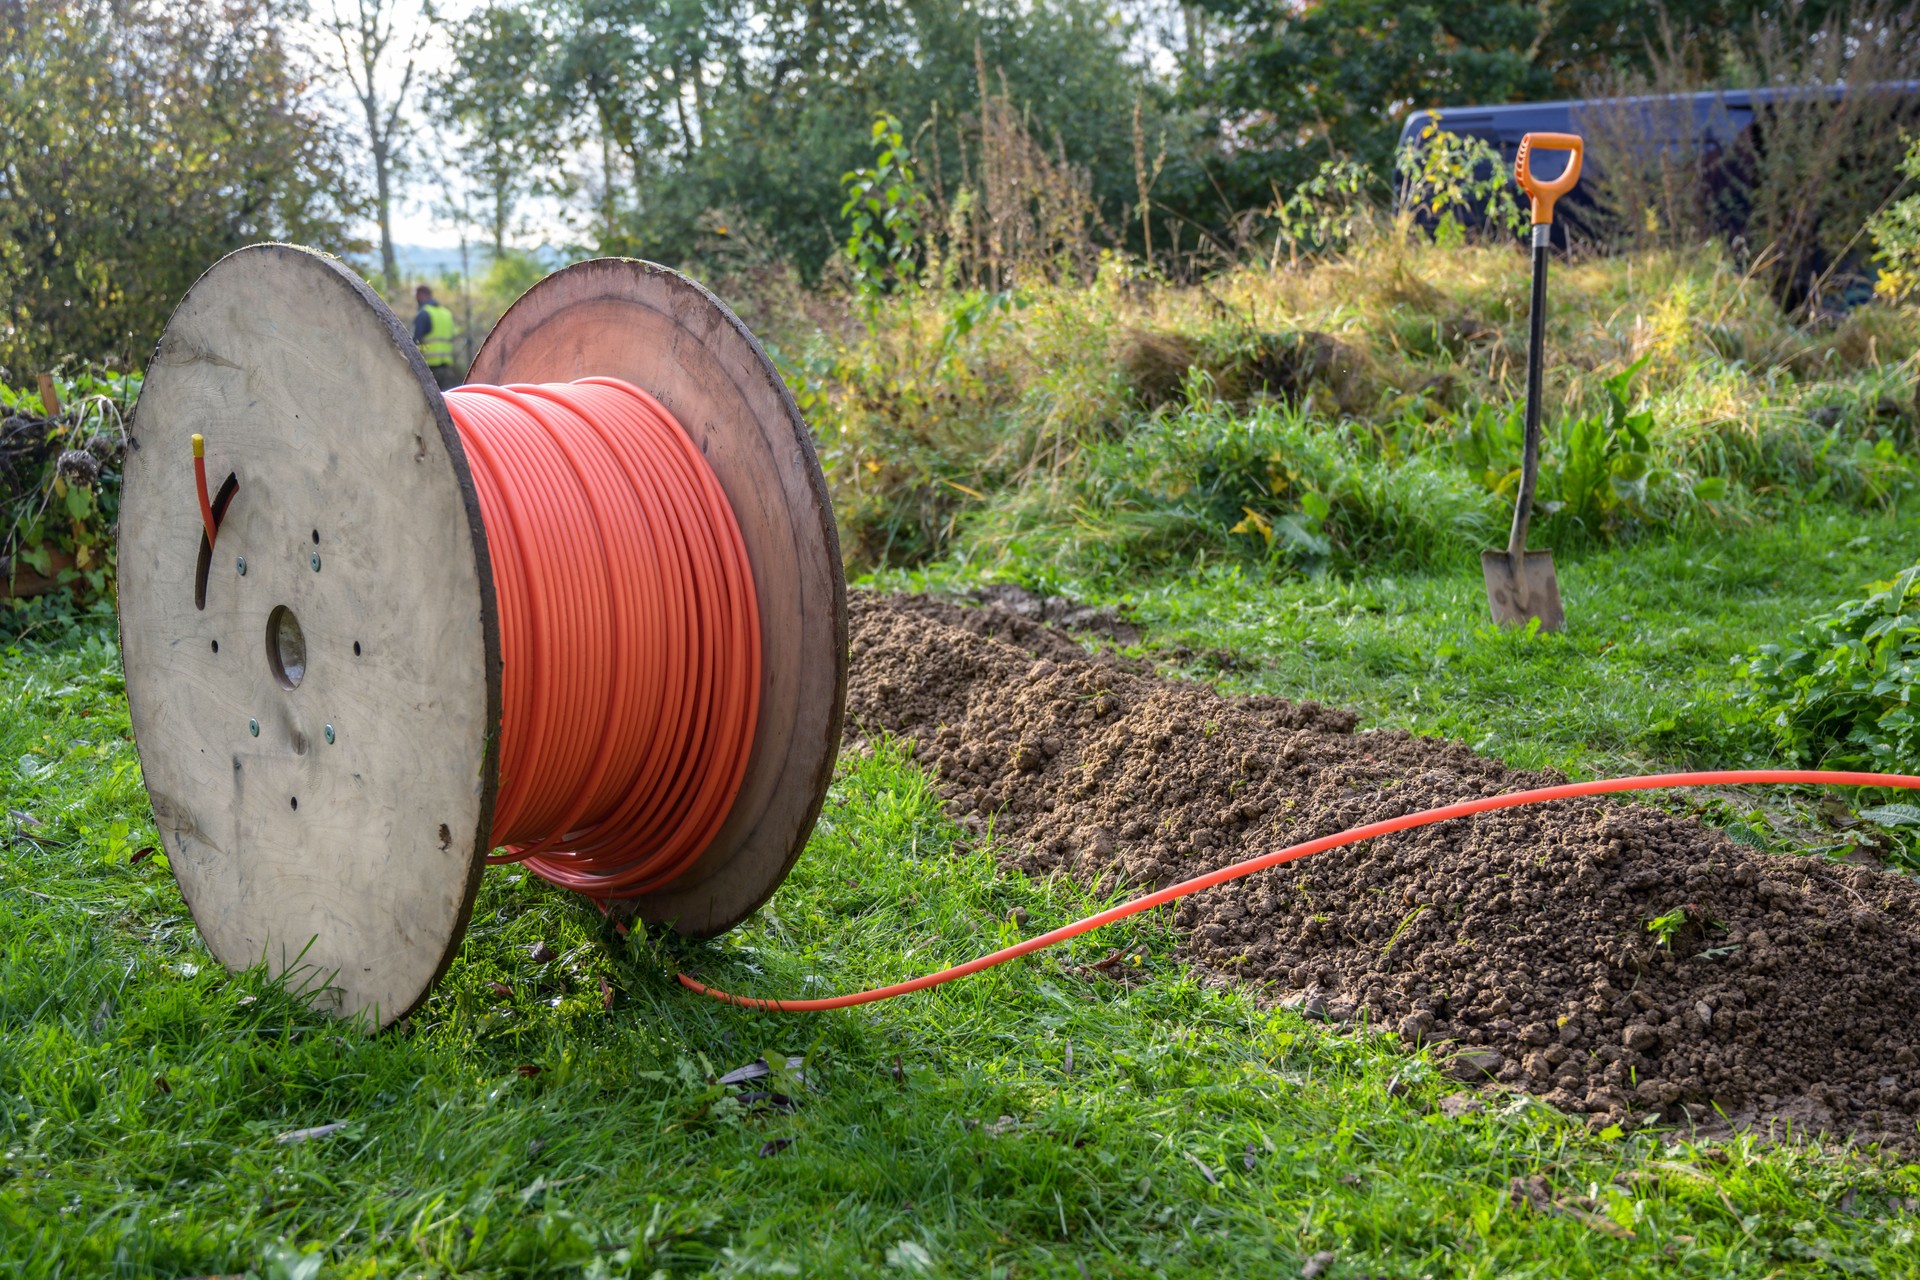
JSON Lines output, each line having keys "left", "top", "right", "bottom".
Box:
{"left": 347, "top": 243, "right": 572, "bottom": 285}
{"left": 393, "top": 243, "right": 475, "bottom": 280}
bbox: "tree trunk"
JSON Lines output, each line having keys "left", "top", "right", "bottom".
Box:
{"left": 491, "top": 141, "right": 509, "bottom": 258}
{"left": 458, "top": 233, "right": 473, "bottom": 367}
{"left": 374, "top": 137, "right": 397, "bottom": 290}
{"left": 600, "top": 130, "right": 616, "bottom": 251}
{"left": 672, "top": 66, "right": 695, "bottom": 157}
{"left": 687, "top": 53, "right": 706, "bottom": 149}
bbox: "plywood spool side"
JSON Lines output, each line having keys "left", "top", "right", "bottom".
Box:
{"left": 119, "top": 244, "right": 499, "bottom": 1027}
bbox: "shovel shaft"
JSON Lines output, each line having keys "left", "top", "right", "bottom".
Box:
{"left": 1509, "top": 226, "right": 1551, "bottom": 559}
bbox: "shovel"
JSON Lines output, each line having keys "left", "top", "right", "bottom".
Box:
{"left": 1482, "top": 131, "right": 1583, "bottom": 632}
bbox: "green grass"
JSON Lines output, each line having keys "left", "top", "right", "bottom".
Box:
{"left": 5, "top": 605, "right": 1920, "bottom": 1277}
{"left": 896, "top": 506, "right": 1914, "bottom": 776}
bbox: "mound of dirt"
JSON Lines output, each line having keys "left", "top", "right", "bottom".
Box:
{"left": 848, "top": 590, "right": 1920, "bottom": 1151}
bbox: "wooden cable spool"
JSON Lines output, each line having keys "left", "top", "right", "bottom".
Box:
{"left": 118, "top": 244, "right": 847, "bottom": 1027}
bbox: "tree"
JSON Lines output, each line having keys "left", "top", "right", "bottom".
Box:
{"left": 1189, "top": 0, "right": 1551, "bottom": 186}
{"left": 546, "top": 0, "right": 755, "bottom": 255}
{"left": 436, "top": 3, "right": 569, "bottom": 257}
{"left": 317, "top": 0, "right": 433, "bottom": 291}
{"left": 0, "top": 0, "right": 361, "bottom": 376}
{"left": 530, "top": 0, "right": 1166, "bottom": 272}
{"left": 1183, "top": 0, "right": 1860, "bottom": 199}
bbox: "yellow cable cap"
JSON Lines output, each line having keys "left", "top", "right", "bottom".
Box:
{"left": 191, "top": 433, "right": 204, "bottom": 458}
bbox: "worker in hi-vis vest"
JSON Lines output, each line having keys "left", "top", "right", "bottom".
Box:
{"left": 412, "top": 285, "right": 461, "bottom": 390}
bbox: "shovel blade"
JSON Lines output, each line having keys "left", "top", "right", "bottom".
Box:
{"left": 1481, "top": 548, "right": 1565, "bottom": 631}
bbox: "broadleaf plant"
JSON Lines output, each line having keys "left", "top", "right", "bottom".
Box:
{"left": 1737, "top": 563, "right": 1920, "bottom": 772}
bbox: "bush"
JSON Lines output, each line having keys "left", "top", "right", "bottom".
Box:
{"left": 1392, "top": 119, "right": 1524, "bottom": 246}
{"left": 0, "top": 1, "right": 360, "bottom": 377}
{"left": 966, "top": 391, "right": 1504, "bottom": 580}
{"left": 1868, "top": 135, "right": 1920, "bottom": 303}
{"left": 1737, "top": 564, "right": 1920, "bottom": 772}
{"left": 1, "top": 371, "right": 133, "bottom": 629}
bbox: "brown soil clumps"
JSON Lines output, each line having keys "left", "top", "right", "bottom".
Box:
{"left": 847, "top": 590, "right": 1920, "bottom": 1152}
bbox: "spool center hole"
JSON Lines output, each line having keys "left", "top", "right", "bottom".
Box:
{"left": 266, "top": 605, "right": 307, "bottom": 690}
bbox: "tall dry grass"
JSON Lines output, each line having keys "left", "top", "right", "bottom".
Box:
{"left": 782, "top": 222, "right": 1919, "bottom": 574}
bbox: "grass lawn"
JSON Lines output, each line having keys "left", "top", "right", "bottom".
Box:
{"left": 4, "top": 502, "right": 1920, "bottom": 1277}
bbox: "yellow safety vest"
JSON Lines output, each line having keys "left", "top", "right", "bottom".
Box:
{"left": 419, "top": 303, "right": 456, "bottom": 366}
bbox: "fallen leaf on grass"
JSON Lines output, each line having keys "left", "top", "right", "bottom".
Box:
{"left": 516, "top": 1065, "right": 542, "bottom": 1077}
{"left": 153, "top": 1075, "right": 170, "bottom": 1095}
{"left": 1184, "top": 1151, "right": 1218, "bottom": 1185}
{"left": 984, "top": 1115, "right": 1020, "bottom": 1137}
{"left": 737, "top": 1090, "right": 797, "bottom": 1113}
{"left": 487, "top": 981, "right": 513, "bottom": 1000}
{"left": 1244, "top": 1143, "right": 1258, "bottom": 1172}
{"left": 1510, "top": 1173, "right": 1636, "bottom": 1239}
{"left": 1510, "top": 1174, "right": 1553, "bottom": 1212}
{"left": 1608, "top": 1161, "right": 1740, "bottom": 1219}
{"left": 600, "top": 976, "right": 615, "bottom": 1010}
{"left": 1438, "top": 1092, "right": 1483, "bottom": 1118}
{"left": 885, "top": 1240, "right": 933, "bottom": 1271}
{"left": 717, "top": 1056, "right": 806, "bottom": 1087}
{"left": 1819, "top": 794, "right": 1859, "bottom": 825}
{"left": 891, "top": 1053, "right": 905, "bottom": 1085}
{"left": 1558, "top": 1202, "right": 1635, "bottom": 1239}
{"left": 758, "top": 1137, "right": 793, "bottom": 1158}
{"left": 274, "top": 1122, "right": 346, "bottom": 1145}
{"left": 718, "top": 1059, "right": 771, "bottom": 1086}
{"left": 529, "top": 941, "right": 556, "bottom": 963}
{"left": 8, "top": 808, "right": 42, "bottom": 829}
{"left": 1301, "top": 1251, "right": 1336, "bottom": 1279}
{"left": 129, "top": 846, "right": 153, "bottom": 865}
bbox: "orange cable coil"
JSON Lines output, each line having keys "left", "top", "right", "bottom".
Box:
{"left": 443, "top": 377, "right": 760, "bottom": 898}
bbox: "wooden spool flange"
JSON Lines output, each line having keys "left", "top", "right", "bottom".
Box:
{"left": 119, "top": 244, "right": 846, "bottom": 1027}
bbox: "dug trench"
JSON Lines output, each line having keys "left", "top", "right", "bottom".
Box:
{"left": 844, "top": 589, "right": 1920, "bottom": 1153}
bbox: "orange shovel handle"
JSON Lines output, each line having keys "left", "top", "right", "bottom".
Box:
{"left": 1515, "top": 133, "right": 1583, "bottom": 225}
